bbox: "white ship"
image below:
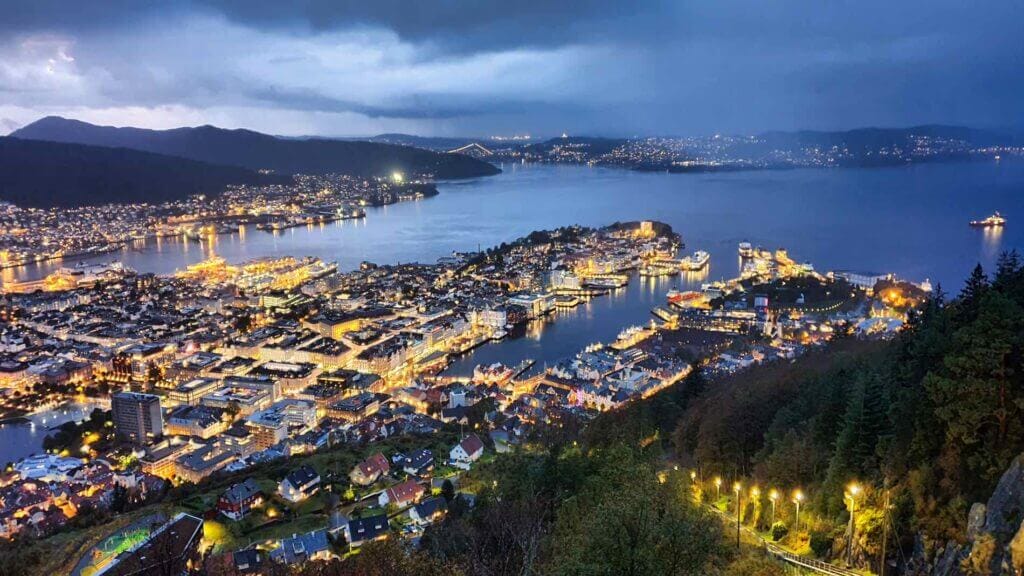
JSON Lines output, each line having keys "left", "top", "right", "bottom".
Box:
{"left": 681, "top": 250, "right": 711, "bottom": 271}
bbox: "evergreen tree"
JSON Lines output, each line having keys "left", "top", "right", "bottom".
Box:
{"left": 994, "top": 250, "right": 1021, "bottom": 288}
{"left": 111, "top": 484, "right": 130, "bottom": 513}
{"left": 958, "top": 263, "right": 989, "bottom": 321}
{"left": 441, "top": 479, "right": 456, "bottom": 504}
{"left": 926, "top": 290, "right": 1024, "bottom": 497}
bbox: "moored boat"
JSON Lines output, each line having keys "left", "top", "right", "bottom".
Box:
{"left": 681, "top": 250, "right": 710, "bottom": 271}
{"left": 970, "top": 212, "right": 1006, "bottom": 227}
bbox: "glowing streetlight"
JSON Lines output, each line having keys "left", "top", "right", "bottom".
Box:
{"left": 734, "top": 482, "right": 742, "bottom": 548}
{"left": 769, "top": 489, "right": 779, "bottom": 526}
{"left": 793, "top": 489, "right": 805, "bottom": 531}
{"left": 714, "top": 476, "right": 722, "bottom": 500}
{"left": 846, "top": 483, "right": 861, "bottom": 567}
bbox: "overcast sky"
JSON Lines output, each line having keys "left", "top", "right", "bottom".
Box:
{"left": 1, "top": 1, "right": 1022, "bottom": 137}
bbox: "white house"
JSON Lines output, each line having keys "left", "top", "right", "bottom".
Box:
{"left": 278, "top": 465, "right": 320, "bottom": 503}
{"left": 449, "top": 434, "right": 485, "bottom": 470}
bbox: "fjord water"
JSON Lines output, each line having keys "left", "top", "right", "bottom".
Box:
{"left": 8, "top": 160, "right": 1022, "bottom": 286}
{"left": 1, "top": 161, "right": 1022, "bottom": 462}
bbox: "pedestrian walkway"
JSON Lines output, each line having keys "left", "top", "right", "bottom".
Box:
{"left": 707, "top": 505, "right": 862, "bottom": 576}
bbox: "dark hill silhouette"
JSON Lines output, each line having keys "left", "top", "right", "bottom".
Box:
{"left": 0, "top": 137, "right": 289, "bottom": 208}
{"left": 12, "top": 116, "right": 500, "bottom": 179}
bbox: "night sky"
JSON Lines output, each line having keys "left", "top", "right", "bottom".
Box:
{"left": 1, "top": 0, "right": 1021, "bottom": 137}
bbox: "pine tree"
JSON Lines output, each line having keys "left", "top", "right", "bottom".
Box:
{"left": 441, "top": 479, "right": 456, "bottom": 504}
{"left": 957, "top": 264, "right": 989, "bottom": 322}
{"left": 994, "top": 250, "right": 1021, "bottom": 288}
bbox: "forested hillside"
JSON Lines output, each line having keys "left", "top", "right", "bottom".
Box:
{"left": 0, "top": 137, "right": 287, "bottom": 208}
{"left": 391, "top": 252, "right": 1024, "bottom": 575}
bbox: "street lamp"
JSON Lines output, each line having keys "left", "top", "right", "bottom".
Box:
{"left": 714, "top": 476, "right": 722, "bottom": 500}
{"left": 734, "top": 482, "right": 742, "bottom": 548}
{"left": 769, "top": 489, "right": 779, "bottom": 526}
{"left": 793, "top": 490, "right": 805, "bottom": 531}
{"left": 847, "top": 483, "right": 861, "bottom": 567}
{"left": 751, "top": 487, "right": 761, "bottom": 530}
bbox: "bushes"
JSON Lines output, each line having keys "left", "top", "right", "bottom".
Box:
{"left": 769, "top": 521, "right": 788, "bottom": 542}
{"left": 421, "top": 443, "right": 727, "bottom": 575}
{"left": 809, "top": 530, "right": 834, "bottom": 558}
{"left": 724, "top": 557, "right": 789, "bottom": 576}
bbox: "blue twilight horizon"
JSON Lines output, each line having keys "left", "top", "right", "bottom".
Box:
{"left": 0, "top": 0, "right": 1022, "bottom": 138}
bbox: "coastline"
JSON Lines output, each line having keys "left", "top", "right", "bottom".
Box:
{"left": 0, "top": 183, "right": 441, "bottom": 277}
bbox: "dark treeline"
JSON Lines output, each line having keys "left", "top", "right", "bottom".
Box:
{"left": 0, "top": 137, "right": 288, "bottom": 208}
{"left": 669, "top": 251, "right": 1024, "bottom": 566}
{"left": 267, "top": 445, "right": 728, "bottom": 576}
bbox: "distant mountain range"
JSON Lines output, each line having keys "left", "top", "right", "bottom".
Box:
{"left": 3, "top": 119, "right": 1013, "bottom": 209}
{"left": 362, "top": 133, "right": 478, "bottom": 151}
{"left": 11, "top": 116, "right": 501, "bottom": 179}
{"left": 755, "top": 124, "right": 1015, "bottom": 151}
{"left": 500, "top": 125, "right": 1016, "bottom": 170}
{"left": 519, "top": 136, "right": 628, "bottom": 155}
{"left": 0, "top": 137, "right": 288, "bottom": 208}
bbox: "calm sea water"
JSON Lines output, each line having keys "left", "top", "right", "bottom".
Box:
{"left": 6, "top": 161, "right": 1022, "bottom": 287}
{"left": 2, "top": 161, "right": 1021, "bottom": 461}
{"left": 0, "top": 401, "right": 105, "bottom": 466}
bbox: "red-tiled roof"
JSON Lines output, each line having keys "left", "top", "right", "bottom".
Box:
{"left": 385, "top": 479, "right": 424, "bottom": 504}
{"left": 459, "top": 434, "right": 484, "bottom": 456}
{"left": 367, "top": 452, "right": 390, "bottom": 474}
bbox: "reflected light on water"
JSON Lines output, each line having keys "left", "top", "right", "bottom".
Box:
{"left": 981, "top": 225, "right": 1005, "bottom": 261}
{"left": 526, "top": 319, "right": 544, "bottom": 340}
{"left": 684, "top": 267, "right": 709, "bottom": 283}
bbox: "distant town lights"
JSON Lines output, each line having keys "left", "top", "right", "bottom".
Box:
{"left": 391, "top": 171, "right": 404, "bottom": 184}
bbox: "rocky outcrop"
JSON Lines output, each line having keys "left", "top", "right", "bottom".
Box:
{"left": 922, "top": 454, "right": 1024, "bottom": 575}
{"left": 968, "top": 504, "right": 988, "bottom": 541}
{"left": 982, "top": 456, "right": 1024, "bottom": 542}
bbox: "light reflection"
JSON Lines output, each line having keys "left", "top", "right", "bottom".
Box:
{"left": 684, "top": 266, "right": 709, "bottom": 283}
{"left": 981, "top": 225, "right": 1004, "bottom": 260}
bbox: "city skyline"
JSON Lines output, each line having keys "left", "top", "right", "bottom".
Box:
{"left": 2, "top": 5, "right": 1024, "bottom": 575}
{"left": 1, "top": 1, "right": 1023, "bottom": 138}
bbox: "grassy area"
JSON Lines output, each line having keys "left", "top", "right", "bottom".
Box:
{"left": 49, "top": 506, "right": 174, "bottom": 576}
{"left": 202, "top": 519, "right": 241, "bottom": 554}
{"left": 245, "top": 514, "right": 327, "bottom": 543}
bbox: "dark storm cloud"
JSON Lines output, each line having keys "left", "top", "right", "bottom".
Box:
{"left": 0, "top": 1, "right": 181, "bottom": 33}
{"left": 193, "top": 0, "right": 666, "bottom": 52}
{"left": 248, "top": 86, "right": 535, "bottom": 119}
{"left": 0, "top": 0, "right": 655, "bottom": 50}
{"left": 1, "top": 0, "right": 1021, "bottom": 136}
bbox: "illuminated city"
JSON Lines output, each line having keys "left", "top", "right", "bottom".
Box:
{"left": 0, "top": 2, "right": 1022, "bottom": 575}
